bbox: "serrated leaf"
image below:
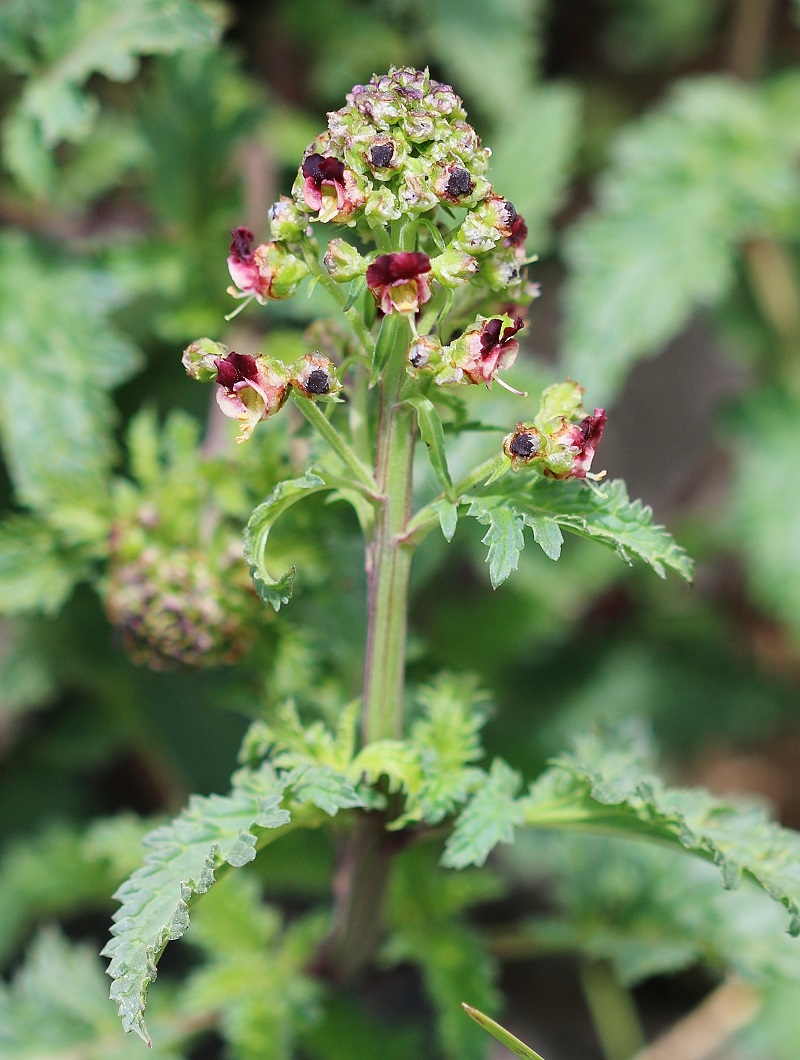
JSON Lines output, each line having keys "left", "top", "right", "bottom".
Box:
{"left": 562, "top": 76, "right": 800, "bottom": 400}
{"left": 103, "top": 764, "right": 294, "bottom": 1045}
{"left": 469, "top": 477, "right": 693, "bottom": 583}
{"left": 0, "top": 233, "right": 140, "bottom": 514}
{"left": 522, "top": 513, "right": 563, "bottom": 561}
{"left": 0, "top": 927, "right": 183, "bottom": 1058}
{"left": 2, "top": 0, "right": 221, "bottom": 195}
{"left": 243, "top": 473, "right": 328, "bottom": 611}
{"left": 442, "top": 759, "right": 527, "bottom": 869}
{"left": 405, "top": 395, "right": 455, "bottom": 499}
{"left": 0, "top": 517, "right": 89, "bottom": 615}
{"left": 522, "top": 726, "right": 800, "bottom": 936}
{"left": 466, "top": 496, "right": 525, "bottom": 589}
{"left": 287, "top": 764, "right": 364, "bottom": 817}
{"left": 351, "top": 740, "right": 423, "bottom": 796}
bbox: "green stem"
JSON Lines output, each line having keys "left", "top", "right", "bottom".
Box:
{"left": 404, "top": 453, "right": 507, "bottom": 544}
{"left": 300, "top": 242, "right": 375, "bottom": 359}
{"left": 580, "top": 960, "right": 646, "bottom": 1060}
{"left": 363, "top": 312, "right": 416, "bottom": 743}
{"left": 291, "top": 393, "right": 379, "bottom": 494}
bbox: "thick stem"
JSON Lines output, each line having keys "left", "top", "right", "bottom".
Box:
{"left": 580, "top": 960, "right": 646, "bottom": 1060}
{"left": 363, "top": 313, "right": 416, "bottom": 742}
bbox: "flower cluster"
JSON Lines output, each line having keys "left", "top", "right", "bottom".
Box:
{"left": 405, "top": 313, "right": 525, "bottom": 390}
{"left": 183, "top": 340, "right": 341, "bottom": 443}
{"left": 502, "top": 381, "right": 607, "bottom": 480}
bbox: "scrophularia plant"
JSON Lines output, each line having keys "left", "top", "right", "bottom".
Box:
{"left": 105, "top": 69, "right": 702, "bottom": 1053}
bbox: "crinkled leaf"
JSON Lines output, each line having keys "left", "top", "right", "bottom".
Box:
{"left": 522, "top": 727, "right": 800, "bottom": 936}
{"left": 2, "top": 0, "right": 221, "bottom": 195}
{"left": 103, "top": 764, "right": 293, "bottom": 1045}
{"left": 394, "top": 674, "right": 489, "bottom": 828}
{"left": 351, "top": 740, "right": 423, "bottom": 796}
{"left": 286, "top": 764, "right": 364, "bottom": 817}
{"left": 0, "top": 233, "right": 140, "bottom": 514}
{"left": 243, "top": 473, "right": 328, "bottom": 611}
{"left": 405, "top": 395, "right": 455, "bottom": 499}
{"left": 562, "top": 76, "right": 800, "bottom": 400}
{"left": 442, "top": 759, "right": 527, "bottom": 869}
{"left": 0, "top": 928, "right": 182, "bottom": 1058}
{"left": 466, "top": 496, "right": 525, "bottom": 589}
{"left": 0, "top": 517, "right": 89, "bottom": 615}
{"left": 468, "top": 477, "right": 693, "bottom": 584}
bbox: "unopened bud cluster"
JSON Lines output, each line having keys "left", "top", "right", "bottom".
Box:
{"left": 105, "top": 543, "right": 255, "bottom": 670}
{"left": 183, "top": 340, "right": 341, "bottom": 443}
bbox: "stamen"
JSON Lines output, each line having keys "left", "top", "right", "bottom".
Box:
{"left": 495, "top": 376, "right": 527, "bottom": 397}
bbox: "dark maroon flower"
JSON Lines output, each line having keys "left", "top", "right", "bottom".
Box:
{"left": 548, "top": 409, "right": 608, "bottom": 479}
{"left": 213, "top": 352, "right": 290, "bottom": 442}
{"left": 366, "top": 252, "right": 432, "bottom": 315}
{"left": 227, "top": 230, "right": 309, "bottom": 303}
{"left": 456, "top": 315, "right": 524, "bottom": 385}
{"left": 301, "top": 153, "right": 364, "bottom": 222}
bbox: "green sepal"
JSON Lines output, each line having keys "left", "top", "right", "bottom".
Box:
{"left": 404, "top": 395, "right": 455, "bottom": 499}
{"left": 243, "top": 473, "right": 329, "bottom": 611}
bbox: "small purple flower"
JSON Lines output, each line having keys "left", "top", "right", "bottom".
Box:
{"left": 213, "top": 351, "right": 290, "bottom": 442}
{"left": 301, "top": 153, "right": 364, "bottom": 222}
{"left": 366, "top": 252, "right": 432, "bottom": 315}
{"left": 459, "top": 316, "right": 524, "bottom": 385}
{"left": 548, "top": 409, "right": 607, "bottom": 479}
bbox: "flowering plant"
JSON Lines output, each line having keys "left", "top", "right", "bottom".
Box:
{"left": 101, "top": 69, "right": 800, "bottom": 1059}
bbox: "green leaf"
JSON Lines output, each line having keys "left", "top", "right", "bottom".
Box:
{"left": 244, "top": 473, "right": 329, "bottom": 611}
{"left": 0, "top": 233, "right": 140, "bottom": 514}
{"left": 0, "top": 927, "right": 183, "bottom": 1058}
{"left": 728, "top": 392, "right": 800, "bottom": 642}
{"left": 351, "top": 740, "right": 423, "bottom": 796}
{"left": 523, "top": 726, "right": 800, "bottom": 936}
{"left": 393, "top": 674, "right": 488, "bottom": 828}
{"left": 562, "top": 76, "right": 800, "bottom": 401}
{"left": 287, "top": 764, "right": 364, "bottom": 817}
{"left": 0, "top": 517, "right": 89, "bottom": 615}
{"left": 466, "top": 497, "right": 525, "bottom": 589}
{"left": 103, "top": 764, "right": 295, "bottom": 1045}
{"left": 2, "top": 0, "right": 221, "bottom": 195}
{"left": 436, "top": 499, "right": 459, "bottom": 542}
{"left": 468, "top": 477, "right": 693, "bottom": 584}
{"left": 463, "top": 1006, "right": 546, "bottom": 1060}
{"left": 405, "top": 395, "right": 455, "bottom": 499}
{"left": 442, "top": 759, "right": 527, "bottom": 869}
{"left": 488, "top": 83, "right": 581, "bottom": 248}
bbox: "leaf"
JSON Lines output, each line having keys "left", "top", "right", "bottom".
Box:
{"left": 442, "top": 759, "right": 527, "bottom": 869}
{"left": 463, "top": 1006, "right": 546, "bottom": 1060}
{"left": 561, "top": 76, "right": 800, "bottom": 401}
{"left": 102, "top": 763, "right": 294, "bottom": 1045}
{"left": 351, "top": 740, "right": 424, "bottom": 796}
{"left": 466, "top": 497, "right": 525, "bottom": 589}
{"left": 243, "top": 473, "right": 329, "bottom": 611}
{"left": 0, "top": 517, "right": 89, "bottom": 615}
{"left": 522, "top": 726, "right": 800, "bottom": 936}
{"left": 728, "top": 392, "right": 800, "bottom": 642}
{"left": 286, "top": 764, "right": 364, "bottom": 817}
{"left": 0, "top": 233, "right": 141, "bottom": 515}
{"left": 2, "top": 0, "right": 221, "bottom": 195}
{"left": 488, "top": 83, "right": 581, "bottom": 248}
{"left": 0, "top": 927, "right": 183, "bottom": 1059}
{"left": 393, "top": 674, "right": 489, "bottom": 828}
{"left": 467, "top": 477, "right": 693, "bottom": 584}
{"left": 436, "top": 499, "right": 459, "bottom": 542}
{"left": 405, "top": 395, "right": 455, "bottom": 499}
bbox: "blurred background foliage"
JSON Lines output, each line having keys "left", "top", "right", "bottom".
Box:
{"left": 2, "top": 0, "right": 800, "bottom": 1057}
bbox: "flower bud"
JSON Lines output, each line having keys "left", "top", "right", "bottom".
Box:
{"left": 323, "top": 238, "right": 367, "bottom": 283}
{"left": 407, "top": 334, "right": 443, "bottom": 376}
{"left": 268, "top": 196, "right": 309, "bottom": 241}
{"left": 364, "top": 185, "right": 402, "bottom": 222}
{"left": 429, "top": 248, "right": 479, "bottom": 289}
{"left": 182, "top": 337, "right": 228, "bottom": 382}
{"left": 290, "top": 353, "right": 342, "bottom": 398}
{"left": 227, "top": 228, "right": 309, "bottom": 302}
